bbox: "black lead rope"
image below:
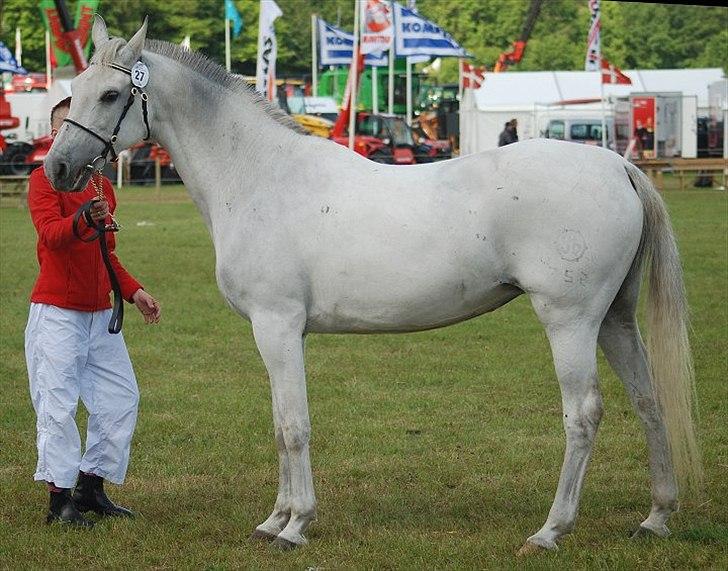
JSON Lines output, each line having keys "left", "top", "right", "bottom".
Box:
{"left": 73, "top": 201, "right": 124, "bottom": 334}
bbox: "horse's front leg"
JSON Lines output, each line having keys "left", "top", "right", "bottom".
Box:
{"left": 250, "top": 393, "right": 291, "bottom": 541}
{"left": 250, "top": 310, "right": 316, "bottom": 549}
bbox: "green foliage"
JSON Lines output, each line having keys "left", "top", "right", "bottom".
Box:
{"left": 1, "top": 1, "right": 726, "bottom": 79}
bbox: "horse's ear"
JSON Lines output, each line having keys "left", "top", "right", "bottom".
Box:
{"left": 122, "top": 16, "right": 148, "bottom": 62}
{"left": 92, "top": 14, "right": 109, "bottom": 50}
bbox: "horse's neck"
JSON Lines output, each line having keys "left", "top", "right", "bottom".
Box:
{"left": 146, "top": 52, "right": 301, "bottom": 231}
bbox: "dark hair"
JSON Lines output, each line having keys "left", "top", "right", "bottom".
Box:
{"left": 50, "top": 96, "right": 72, "bottom": 126}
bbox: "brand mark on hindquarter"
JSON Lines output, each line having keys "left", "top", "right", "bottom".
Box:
{"left": 556, "top": 229, "right": 587, "bottom": 262}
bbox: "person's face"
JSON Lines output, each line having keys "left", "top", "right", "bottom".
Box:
{"left": 50, "top": 106, "right": 70, "bottom": 138}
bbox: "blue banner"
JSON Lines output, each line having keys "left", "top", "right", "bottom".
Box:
{"left": 225, "top": 0, "right": 243, "bottom": 38}
{"left": 393, "top": 3, "right": 469, "bottom": 58}
{"left": 318, "top": 18, "right": 388, "bottom": 67}
{"left": 0, "top": 41, "right": 27, "bottom": 74}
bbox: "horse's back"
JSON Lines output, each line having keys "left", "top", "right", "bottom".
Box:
{"left": 236, "top": 138, "right": 644, "bottom": 332}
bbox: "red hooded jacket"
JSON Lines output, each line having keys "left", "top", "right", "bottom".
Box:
{"left": 28, "top": 166, "right": 142, "bottom": 311}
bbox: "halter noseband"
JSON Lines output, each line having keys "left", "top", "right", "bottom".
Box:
{"left": 63, "top": 61, "right": 151, "bottom": 170}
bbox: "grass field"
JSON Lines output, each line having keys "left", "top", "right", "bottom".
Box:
{"left": 0, "top": 180, "right": 726, "bottom": 569}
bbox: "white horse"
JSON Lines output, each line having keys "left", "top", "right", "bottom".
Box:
{"left": 45, "top": 18, "right": 701, "bottom": 553}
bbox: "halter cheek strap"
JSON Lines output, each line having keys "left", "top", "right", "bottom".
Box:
{"left": 62, "top": 60, "right": 151, "bottom": 167}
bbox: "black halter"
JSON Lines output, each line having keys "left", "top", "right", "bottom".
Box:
{"left": 63, "top": 61, "right": 151, "bottom": 169}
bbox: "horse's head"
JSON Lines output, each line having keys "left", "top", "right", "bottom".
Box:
{"left": 45, "top": 16, "right": 150, "bottom": 191}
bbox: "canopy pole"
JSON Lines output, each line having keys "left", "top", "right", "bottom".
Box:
{"left": 600, "top": 60, "right": 607, "bottom": 149}
{"left": 406, "top": 56, "right": 412, "bottom": 125}
{"left": 388, "top": 1, "right": 395, "bottom": 114}
{"left": 311, "top": 14, "right": 318, "bottom": 96}
{"left": 372, "top": 66, "right": 378, "bottom": 114}
{"left": 348, "top": 0, "right": 361, "bottom": 150}
{"left": 225, "top": 18, "right": 231, "bottom": 72}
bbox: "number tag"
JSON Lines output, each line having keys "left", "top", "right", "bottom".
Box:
{"left": 131, "top": 61, "right": 149, "bottom": 88}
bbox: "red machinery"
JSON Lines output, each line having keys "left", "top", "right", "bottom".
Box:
{"left": 493, "top": 0, "right": 544, "bottom": 72}
{"left": 0, "top": 91, "right": 21, "bottom": 154}
{"left": 328, "top": 51, "right": 419, "bottom": 164}
{"left": 0, "top": 0, "right": 88, "bottom": 175}
{"left": 0, "top": 89, "right": 53, "bottom": 174}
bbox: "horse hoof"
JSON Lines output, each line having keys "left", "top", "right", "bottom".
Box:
{"left": 250, "top": 529, "right": 278, "bottom": 542}
{"left": 631, "top": 524, "right": 670, "bottom": 539}
{"left": 270, "top": 536, "right": 300, "bottom": 551}
{"left": 516, "top": 541, "right": 547, "bottom": 557}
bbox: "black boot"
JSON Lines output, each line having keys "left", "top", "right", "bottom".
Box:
{"left": 72, "top": 472, "right": 135, "bottom": 518}
{"left": 46, "top": 489, "right": 95, "bottom": 527}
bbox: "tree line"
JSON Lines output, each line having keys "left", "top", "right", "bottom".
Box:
{"left": 2, "top": 0, "right": 726, "bottom": 84}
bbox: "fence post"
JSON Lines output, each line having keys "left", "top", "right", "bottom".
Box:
{"left": 116, "top": 153, "right": 123, "bottom": 188}
{"left": 155, "top": 156, "right": 161, "bottom": 199}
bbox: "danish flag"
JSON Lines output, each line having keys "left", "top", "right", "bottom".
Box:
{"left": 462, "top": 62, "right": 486, "bottom": 89}
{"left": 601, "top": 58, "right": 631, "bottom": 85}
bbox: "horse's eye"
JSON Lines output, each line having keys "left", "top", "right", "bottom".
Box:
{"left": 101, "top": 90, "right": 119, "bottom": 103}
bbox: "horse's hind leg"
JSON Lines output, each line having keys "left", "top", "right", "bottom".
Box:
{"left": 597, "top": 279, "right": 678, "bottom": 537}
{"left": 519, "top": 297, "right": 604, "bottom": 553}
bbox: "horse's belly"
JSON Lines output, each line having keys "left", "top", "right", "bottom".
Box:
{"left": 305, "top": 277, "right": 521, "bottom": 333}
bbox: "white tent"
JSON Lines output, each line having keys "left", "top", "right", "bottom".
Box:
{"left": 461, "top": 68, "right": 725, "bottom": 155}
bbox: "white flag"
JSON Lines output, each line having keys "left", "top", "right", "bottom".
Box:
{"left": 15, "top": 27, "right": 22, "bottom": 67}
{"left": 585, "top": 0, "right": 601, "bottom": 71}
{"left": 256, "top": 0, "right": 283, "bottom": 101}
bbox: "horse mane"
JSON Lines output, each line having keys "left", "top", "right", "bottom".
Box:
{"left": 91, "top": 38, "right": 308, "bottom": 135}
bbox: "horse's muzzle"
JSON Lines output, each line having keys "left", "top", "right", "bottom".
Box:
{"left": 44, "top": 155, "right": 91, "bottom": 192}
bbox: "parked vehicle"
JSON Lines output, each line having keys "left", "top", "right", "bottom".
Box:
{"left": 293, "top": 114, "right": 334, "bottom": 138}
{"left": 0, "top": 134, "right": 52, "bottom": 175}
{"left": 291, "top": 97, "right": 339, "bottom": 138}
{"left": 128, "top": 142, "right": 180, "bottom": 184}
{"left": 544, "top": 118, "right": 613, "bottom": 148}
{"left": 331, "top": 112, "right": 444, "bottom": 165}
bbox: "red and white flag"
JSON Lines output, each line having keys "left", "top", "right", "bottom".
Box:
{"left": 584, "top": 0, "right": 601, "bottom": 72}
{"left": 601, "top": 58, "right": 631, "bottom": 84}
{"left": 462, "top": 62, "right": 486, "bottom": 89}
{"left": 360, "top": 0, "right": 392, "bottom": 56}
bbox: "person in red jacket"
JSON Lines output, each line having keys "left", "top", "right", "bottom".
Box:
{"left": 25, "top": 97, "right": 160, "bottom": 528}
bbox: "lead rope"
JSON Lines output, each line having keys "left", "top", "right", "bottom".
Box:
{"left": 72, "top": 172, "right": 124, "bottom": 334}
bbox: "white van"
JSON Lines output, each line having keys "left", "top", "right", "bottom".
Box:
{"left": 544, "top": 118, "right": 613, "bottom": 148}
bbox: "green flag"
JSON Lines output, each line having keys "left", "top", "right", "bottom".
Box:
{"left": 39, "top": 0, "right": 99, "bottom": 68}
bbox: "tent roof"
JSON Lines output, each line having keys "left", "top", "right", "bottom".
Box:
{"left": 473, "top": 68, "right": 725, "bottom": 110}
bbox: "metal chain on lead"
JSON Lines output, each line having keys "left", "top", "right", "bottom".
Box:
{"left": 91, "top": 171, "right": 121, "bottom": 232}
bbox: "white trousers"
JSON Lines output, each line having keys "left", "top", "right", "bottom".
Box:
{"left": 25, "top": 303, "right": 139, "bottom": 488}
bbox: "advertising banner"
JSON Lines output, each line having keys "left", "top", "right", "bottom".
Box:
{"left": 632, "top": 96, "right": 656, "bottom": 159}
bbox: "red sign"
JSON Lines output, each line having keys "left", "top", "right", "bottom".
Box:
{"left": 632, "top": 96, "right": 655, "bottom": 159}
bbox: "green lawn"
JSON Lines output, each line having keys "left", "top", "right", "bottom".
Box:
{"left": 0, "top": 183, "right": 726, "bottom": 569}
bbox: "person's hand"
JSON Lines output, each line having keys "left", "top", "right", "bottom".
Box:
{"left": 88, "top": 200, "right": 110, "bottom": 223}
{"left": 132, "top": 289, "right": 161, "bottom": 324}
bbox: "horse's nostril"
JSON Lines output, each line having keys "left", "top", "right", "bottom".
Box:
{"left": 55, "top": 162, "right": 68, "bottom": 182}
